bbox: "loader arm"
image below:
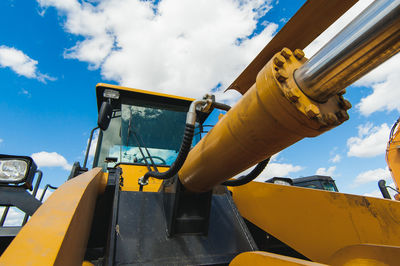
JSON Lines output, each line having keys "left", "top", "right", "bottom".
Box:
{"left": 0, "top": 168, "right": 107, "bottom": 265}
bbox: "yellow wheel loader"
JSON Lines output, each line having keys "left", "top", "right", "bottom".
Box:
{"left": 1, "top": 0, "right": 400, "bottom": 265}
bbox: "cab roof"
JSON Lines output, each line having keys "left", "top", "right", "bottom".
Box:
{"left": 95, "top": 83, "right": 195, "bottom": 112}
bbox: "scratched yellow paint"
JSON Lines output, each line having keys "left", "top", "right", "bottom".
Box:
{"left": 232, "top": 181, "right": 400, "bottom": 264}
{"left": 0, "top": 168, "right": 107, "bottom": 265}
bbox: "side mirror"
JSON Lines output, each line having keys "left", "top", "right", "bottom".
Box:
{"left": 98, "top": 101, "right": 113, "bottom": 130}
{"left": 378, "top": 179, "right": 391, "bottom": 199}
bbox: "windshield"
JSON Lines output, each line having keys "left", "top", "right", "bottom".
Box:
{"left": 94, "top": 98, "right": 188, "bottom": 170}
{"left": 294, "top": 180, "right": 338, "bottom": 192}
{"left": 322, "top": 181, "right": 338, "bottom": 192}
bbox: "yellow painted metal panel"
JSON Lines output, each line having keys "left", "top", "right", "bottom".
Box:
{"left": 386, "top": 121, "right": 400, "bottom": 198}
{"left": 230, "top": 251, "right": 326, "bottom": 266}
{"left": 328, "top": 244, "right": 400, "bottom": 266}
{"left": 231, "top": 182, "right": 400, "bottom": 264}
{"left": 119, "top": 164, "right": 168, "bottom": 192}
{"left": 0, "top": 168, "right": 107, "bottom": 265}
{"left": 96, "top": 83, "right": 195, "bottom": 102}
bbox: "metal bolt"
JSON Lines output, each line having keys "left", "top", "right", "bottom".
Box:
{"left": 324, "top": 112, "right": 338, "bottom": 125}
{"left": 294, "top": 49, "right": 305, "bottom": 60}
{"left": 138, "top": 176, "right": 149, "bottom": 186}
{"left": 287, "top": 88, "right": 300, "bottom": 102}
{"left": 340, "top": 98, "right": 352, "bottom": 110}
{"left": 281, "top": 48, "right": 293, "bottom": 59}
{"left": 336, "top": 110, "right": 350, "bottom": 122}
{"left": 274, "top": 55, "right": 286, "bottom": 67}
{"left": 275, "top": 69, "right": 289, "bottom": 82}
{"left": 305, "top": 104, "right": 320, "bottom": 118}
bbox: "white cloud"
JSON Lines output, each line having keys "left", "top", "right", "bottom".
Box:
{"left": 363, "top": 182, "right": 398, "bottom": 199}
{"left": 270, "top": 153, "right": 280, "bottom": 162}
{"left": 36, "top": 0, "right": 399, "bottom": 115}
{"left": 0, "top": 187, "right": 54, "bottom": 226}
{"left": 0, "top": 46, "right": 37, "bottom": 77}
{"left": 363, "top": 189, "right": 384, "bottom": 198}
{"left": 31, "top": 151, "right": 72, "bottom": 171}
{"left": 19, "top": 88, "right": 32, "bottom": 97}
{"left": 255, "top": 162, "right": 303, "bottom": 182}
{"left": 88, "top": 130, "right": 99, "bottom": 157}
{"left": 229, "top": 153, "right": 303, "bottom": 182}
{"left": 330, "top": 154, "right": 341, "bottom": 163}
{"left": 0, "top": 207, "right": 24, "bottom": 226}
{"left": 36, "top": 187, "right": 54, "bottom": 202}
{"left": 347, "top": 123, "right": 390, "bottom": 158}
{"left": 279, "top": 18, "right": 287, "bottom": 23}
{"left": 355, "top": 54, "right": 400, "bottom": 116}
{"left": 315, "top": 166, "right": 336, "bottom": 176}
{"left": 354, "top": 167, "right": 390, "bottom": 186}
{"left": 81, "top": 130, "right": 99, "bottom": 167}
{"left": 37, "top": 0, "right": 277, "bottom": 102}
{"left": 0, "top": 45, "right": 54, "bottom": 82}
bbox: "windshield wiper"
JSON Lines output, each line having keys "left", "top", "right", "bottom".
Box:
{"left": 126, "top": 109, "right": 158, "bottom": 173}
{"left": 132, "top": 130, "right": 159, "bottom": 172}
{"left": 126, "top": 110, "right": 152, "bottom": 172}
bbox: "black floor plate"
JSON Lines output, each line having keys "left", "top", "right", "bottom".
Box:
{"left": 113, "top": 191, "right": 257, "bottom": 265}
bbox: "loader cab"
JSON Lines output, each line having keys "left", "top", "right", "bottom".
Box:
{"left": 292, "top": 175, "right": 339, "bottom": 192}
{"left": 93, "top": 84, "right": 199, "bottom": 172}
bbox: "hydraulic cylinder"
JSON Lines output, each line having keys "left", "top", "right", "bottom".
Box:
{"left": 178, "top": 48, "right": 350, "bottom": 192}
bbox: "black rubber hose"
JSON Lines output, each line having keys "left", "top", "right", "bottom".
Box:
{"left": 142, "top": 124, "right": 195, "bottom": 181}
{"left": 213, "top": 102, "right": 231, "bottom": 111}
{"left": 222, "top": 158, "right": 270, "bottom": 187}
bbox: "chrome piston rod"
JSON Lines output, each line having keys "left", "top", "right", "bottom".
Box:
{"left": 295, "top": 0, "right": 400, "bottom": 103}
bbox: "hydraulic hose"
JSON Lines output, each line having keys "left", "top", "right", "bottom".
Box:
{"left": 139, "top": 98, "right": 232, "bottom": 187}
{"left": 222, "top": 158, "right": 270, "bottom": 187}
{"left": 213, "top": 102, "right": 231, "bottom": 112}
{"left": 140, "top": 124, "right": 195, "bottom": 183}
{"left": 139, "top": 99, "right": 209, "bottom": 186}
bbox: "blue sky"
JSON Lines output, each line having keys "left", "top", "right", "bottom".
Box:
{"left": 1, "top": 0, "right": 400, "bottom": 209}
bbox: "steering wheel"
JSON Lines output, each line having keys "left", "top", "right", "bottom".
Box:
{"left": 137, "top": 156, "right": 167, "bottom": 165}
